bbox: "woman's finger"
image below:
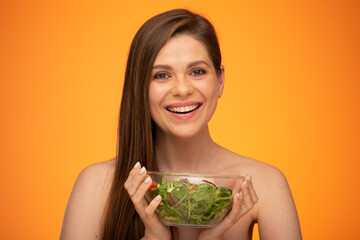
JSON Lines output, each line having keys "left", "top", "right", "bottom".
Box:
{"left": 232, "top": 178, "right": 243, "bottom": 196}
{"left": 247, "top": 175, "right": 259, "bottom": 203}
{"left": 126, "top": 162, "right": 140, "bottom": 182}
{"left": 222, "top": 192, "right": 243, "bottom": 230}
{"left": 123, "top": 163, "right": 171, "bottom": 240}
{"left": 143, "top": 195, "right": 171, "bottom": 240}
{"left": 133, "top": 180, "right": 164, "bottom": 229}
{"left": 204, "top": 192, "right": 243, "bottom": 237}
{"left": 123, "top": 162, "right": 140, "bottom": 191}
{"left": 198, "top": 175, "right": 259, "bottom": 240}
{"left": 232, "top": 176, "right": 255, "bottom": 223}
{"left": 131, "top": 175, "right": 153, "bottom": 209}
{"left": 144, "top": 195, "right": 162, "bottom": 218}
{"left": 124, "top": 163, "right": 148, "bottom": 197}
{"left": 242, "top": 176, "right": 255, "bottom": 209}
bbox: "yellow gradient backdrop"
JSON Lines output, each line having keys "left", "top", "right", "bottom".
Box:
{"left": 1, "top": 0, "right": 359, "bottom": 239}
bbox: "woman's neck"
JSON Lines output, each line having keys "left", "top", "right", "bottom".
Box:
{"left": 154, "top": 126, "right": 221, "bottom": 174}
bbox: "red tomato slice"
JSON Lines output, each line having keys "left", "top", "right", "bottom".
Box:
{"left": 147, "top": 183, "right": 157, "bottom": 193}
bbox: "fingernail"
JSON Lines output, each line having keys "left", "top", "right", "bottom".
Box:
{"left": 144, "top": 176, "right": 151, "bottom": 184}
{"left": 244, "top": 180, "right": 248, "bottom": 189}
{"left": 133, "top": 162, "right": 140, "bottom": 169}
{"left": 236, "top": 193, "right": 241, "bottom": 200}
{"left": 155, "top": 195, "right": 161, "bottom": 201}
{"left": 247, "top": 175, "right": 252, "bottom": 182}
{"left": 139, "top": 166, "right": 146, "bottom": 175}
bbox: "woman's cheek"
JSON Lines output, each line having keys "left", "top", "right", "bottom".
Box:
{"left": 195, "top": 79, "right": 218, "bottom": 99}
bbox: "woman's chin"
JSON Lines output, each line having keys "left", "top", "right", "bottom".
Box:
{"left": 163, "top": 125, "right": 208, "bottom": 139}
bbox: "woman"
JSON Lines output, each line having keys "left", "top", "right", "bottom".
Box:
{"left": 60, "top": 9, "right": 302, "bottom": 240}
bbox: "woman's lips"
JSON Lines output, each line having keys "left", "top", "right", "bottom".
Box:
{"left": 165, "top": 102, "right": 202, "bottom": 120}
{"left": 166, "top": 103, "right": 200, "bottom": 114}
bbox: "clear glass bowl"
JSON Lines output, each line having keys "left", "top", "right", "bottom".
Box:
{"left": 145, "top": 171, "right": 245, "bottom": 228}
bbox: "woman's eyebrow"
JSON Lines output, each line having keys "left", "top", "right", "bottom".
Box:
{"left": 152, "top": 64, "right": 172, "bottom": 70}
{"left": 187, "top": 60, "right": 211, "bottom": 68}
{"left": 152, "top": 60, "right": 210, "bottom": 70}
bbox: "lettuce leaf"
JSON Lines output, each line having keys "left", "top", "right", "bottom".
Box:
{"left": 148, "top": 178, "right": 233, "bottom": 226}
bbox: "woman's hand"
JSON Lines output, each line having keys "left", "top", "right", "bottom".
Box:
{"left": 198, "top": 175, "right": 258, "bottom": 240}
{"left": 124, "top": 162, "right": 172, "bottom": 240}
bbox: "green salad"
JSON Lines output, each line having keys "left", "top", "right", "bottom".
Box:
{"left": 147, "top": 178, "right": 233, "bottom": 225}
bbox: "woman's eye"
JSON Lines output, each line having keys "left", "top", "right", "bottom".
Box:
{"left": 154, "top": 73, "right": 169, "bottom": 79}
{"left": 192, "top": 69, "right": 206, "bottom": 76}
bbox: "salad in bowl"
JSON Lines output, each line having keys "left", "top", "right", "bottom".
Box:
{"left": 145, "top": 172, "right": 244, "bottom": 228}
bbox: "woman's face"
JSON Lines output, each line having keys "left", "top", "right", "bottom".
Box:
{"left": 149, "top": 34, "right": 224, "bottom": 138}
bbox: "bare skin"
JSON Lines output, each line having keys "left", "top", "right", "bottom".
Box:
{"left": 60, "top": 34, "right": 302, "bottom": 239}
{"left": 60, "top": 152, "right": 301, "bottom": 240}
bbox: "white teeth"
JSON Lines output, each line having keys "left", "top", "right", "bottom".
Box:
{"left": 168, "top": 104, "right": 199, "bottom": 113}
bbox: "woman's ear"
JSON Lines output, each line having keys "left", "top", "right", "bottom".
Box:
{"left": 218, "top": 65, "right": 225, "bottom": 98}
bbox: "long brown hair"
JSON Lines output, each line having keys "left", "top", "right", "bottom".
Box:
{"left": 102, "top": 9, "right": 222, "bottom": 239}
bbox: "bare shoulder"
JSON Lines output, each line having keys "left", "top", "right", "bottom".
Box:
{"left": 60, "top": 158, "right": 116, "bottom": 240}
{"left": 219, "top": 148, "right": 286, "bottom": 183}
{"left": 220, "top": 150, "right": 301, "bottom": 239}
{"left": 77, "top": 159, "right": 115, "bottom": 188}
{"left": 225, "top": 150, "right": 302, "bottom": 239}
{"left": 71, "top": 159, "right": 115, "bottom": 205}
{"left": 251, "top": 160, "right": 301, "bottom": 238}
{"left": 243, "top": 156, "right": 289, "bottom": 189}
{"left": 222, "top": 150, "right": 293, "bottom": 207}
{"left": 242, "top": 158, "right": 293, "bottom": 215}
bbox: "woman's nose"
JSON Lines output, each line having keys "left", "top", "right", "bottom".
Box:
{"left": 170, "top": 75, "right": 194, "bottom": 97}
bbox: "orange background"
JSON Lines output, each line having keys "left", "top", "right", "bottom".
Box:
{"left": 1, "top": 0, "right": 359, "bottom": 239}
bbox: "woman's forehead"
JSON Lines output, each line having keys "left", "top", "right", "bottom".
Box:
{"left": 153, "top": 34, "right": 212, "bottom": 67}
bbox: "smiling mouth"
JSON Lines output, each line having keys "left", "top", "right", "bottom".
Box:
{"left": 166, "top": 104, "right": 201, "bottom": 114}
